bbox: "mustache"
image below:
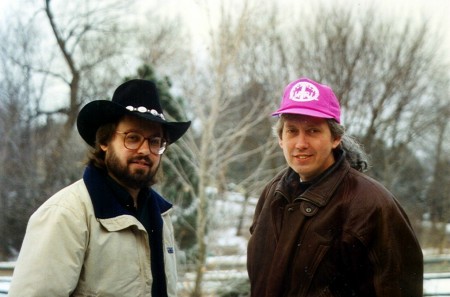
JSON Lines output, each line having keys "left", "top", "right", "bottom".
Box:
{"left": 129, "top": 156, "right": 153, "bottom": 166}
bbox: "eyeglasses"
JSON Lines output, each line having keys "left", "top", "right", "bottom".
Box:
{"left": 115, "top": 131, "right": 167, "bottom": 155}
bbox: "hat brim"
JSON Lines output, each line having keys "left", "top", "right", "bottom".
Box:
{"left": 77, "top": 100, "right": 191, "bottom": 147}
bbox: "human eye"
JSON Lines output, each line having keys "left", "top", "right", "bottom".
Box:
{"left": 285, "top": 126, "right": 298, "bottom": 135}
{"left": 126, "top": 132, "right": 143, "bottom": 144}
{"left": 307, "top": 127, "right": 321, "bottom": 135}
{"left": 149, "top": 137, "right": 162, "bottom": 147}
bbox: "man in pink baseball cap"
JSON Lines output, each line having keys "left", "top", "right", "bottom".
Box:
{"left": 247, "top": 77, "right": 423, "bottom": 297}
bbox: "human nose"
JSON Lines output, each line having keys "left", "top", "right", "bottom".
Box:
{"left": 294, "top": 132, "right": 308, "bottom": 150}
{"left": 136, "top": 138, "right": 152, "bottom": 154}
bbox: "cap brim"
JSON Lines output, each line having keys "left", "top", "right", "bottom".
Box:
{"left": 271, "top": 107, "right": 336, "bottom": 120}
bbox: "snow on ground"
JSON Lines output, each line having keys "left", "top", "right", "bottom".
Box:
{"left": 424, "top": 273, "right": 450, "bottom": 296}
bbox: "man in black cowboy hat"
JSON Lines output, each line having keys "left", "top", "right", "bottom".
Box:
{"left": 9, "top": 79, "right": 191, "bottom": 297}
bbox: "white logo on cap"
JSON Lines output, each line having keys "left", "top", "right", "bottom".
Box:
{"left": 289, "top": 81, "right": 319, "bottom": 102}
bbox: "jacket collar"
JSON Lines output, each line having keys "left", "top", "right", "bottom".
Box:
{"left": 82, "top": 164, "right": 172, "bottom": 219}
{"left": 276, "top": 149, "right": 350, "bottom": 207}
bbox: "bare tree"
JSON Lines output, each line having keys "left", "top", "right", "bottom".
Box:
{"left": 0, "top": 9, "right": 54, "bottom": 259}
{"left": 284, "top": 3, "right": 449, "bottom": 225}
{"left": 0, "top": 0, "right": 183, "bottom": 259}
{"left": 136, "top": 10, "right": 191, "bottom": 77}
{"left": 162, "top": 1, "right": 284, "bottom": 295}
{"left": 39, "top": 0, "right": 138, "bottom": 193}
{"left": 420, "top": 76, "right": 450, "bottom": 251}
{"left": 424, "top": 115, "right": 450, "bottom": 252}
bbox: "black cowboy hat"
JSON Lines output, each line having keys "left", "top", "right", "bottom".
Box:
{"left": 77, "top": 79, "right": 191, "bottom": 147}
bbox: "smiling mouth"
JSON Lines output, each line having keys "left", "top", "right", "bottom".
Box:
{"left": 294, "top": 154, "right": 312, "bottom": 159}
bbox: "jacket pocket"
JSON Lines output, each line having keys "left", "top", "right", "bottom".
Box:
{"left": 307, "top": 244, "right": 329, "bottom": 277}
{"left": 295, "top": 244, "right": 330, "bottom": 295}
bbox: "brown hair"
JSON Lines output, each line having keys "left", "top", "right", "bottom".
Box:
{"left": 85, "top": 122, "right": 117, "bottom": 169}
{"left": 273, "top": 114, "right": 344, "bottom": 140}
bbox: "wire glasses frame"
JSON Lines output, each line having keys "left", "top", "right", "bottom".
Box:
{"left": 115, "top": 131, "right": 167, "bottom": 155}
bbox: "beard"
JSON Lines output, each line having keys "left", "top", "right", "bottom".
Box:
{"left": 105, "top": 148, "right": 159, "bottom": 190}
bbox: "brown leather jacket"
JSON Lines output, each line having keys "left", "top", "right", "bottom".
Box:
{"left": 247, "top": 153, "right": 423, "bottom": 297}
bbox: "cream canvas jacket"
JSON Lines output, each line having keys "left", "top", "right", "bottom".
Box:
{"left": 9, "top": 166, "right": 178, "bottom": 297}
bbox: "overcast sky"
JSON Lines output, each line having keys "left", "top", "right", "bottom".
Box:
{"left": 1, "top": 0, "right": 449, "bottom": 56}
{"left": 0, "top": 0, "right": 447, "bottom": 111}
{"left": 141, "top": 0, "right": 450, "bottom": 53}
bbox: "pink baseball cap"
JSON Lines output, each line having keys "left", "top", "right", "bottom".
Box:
{"left": 272, "top": 77, "right": 341, "bottom": 123}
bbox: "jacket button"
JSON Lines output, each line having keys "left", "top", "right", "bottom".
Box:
{"left": 288, "top": 207, "right": 294, "bottom": 212}
{"left": 305, "top": 207, "right": 312, "bottom": 213}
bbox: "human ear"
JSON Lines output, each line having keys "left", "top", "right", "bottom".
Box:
{"left": 332, "top": 136, "right": 342, "bottom": 149}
